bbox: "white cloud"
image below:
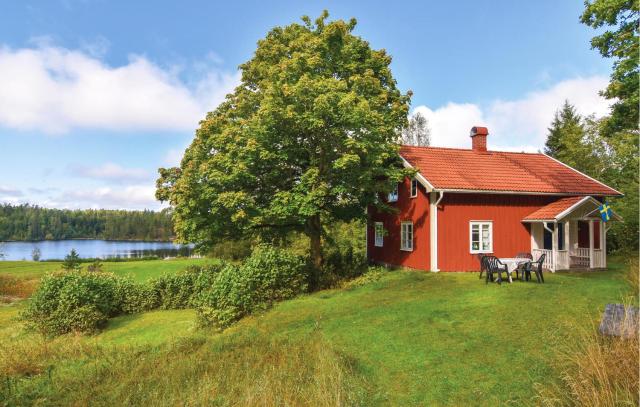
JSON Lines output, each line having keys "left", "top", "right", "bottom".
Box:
{"left": 0, "top": 44, "right": 240, "bottom": 134}
{"left": 70, "top": 162, "right": 151, "bottom": 183}
{"left": 0, "top": 186, "right": 23, "bottom": 197}
{"left": 412, "top": 75, "right": 610, "bottom": 152}
{"left": 44, "top": 185, "right": 162, "bottom": 210}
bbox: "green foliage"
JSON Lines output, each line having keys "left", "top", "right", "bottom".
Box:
{"left": 22, "top": 272, "right": 129, "bottom": 335}
{"left": 157, "top": 12, "right": 412, "bottom": 269}
{"left": 206, "top": 239, "right": 253, "bottom": 261}
{"left": 340, "top": 266, "right": 388, "bottom": 289}
{"left": 86, "top": 259, "right": 103, "bottom": 273}
{"left": 150, "top": 261, "right": 225, "bottom": 309}
{"left": 196, "top": 246, "right": 307, "bottom": 329}
{"left": 30, "top": 248, "right": 41, "bottom": 262}
{"left": 0, "top": 204, "right": 174, "bottom": 241}
{"left": 61, "top": 249, "right": 81, "bottom": 272}
{"left": 544, "top": 100, "right": 638, "bottom": 251}
{"left": 581, "top": 0, "right": 639, "bottom": 134}
{"left": 580, "top": 0, "right": 639, "bottom": 252}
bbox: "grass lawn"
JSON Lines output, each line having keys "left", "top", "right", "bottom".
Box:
{"left": 0, "top": 257, "right": 211, "bottom": 283}
{"left": 0, "top": 257, "right": 633, "bottom": 406}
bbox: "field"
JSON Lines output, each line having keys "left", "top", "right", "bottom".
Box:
{"left": 0, "top": 257, "right": 634, "bottom": 406}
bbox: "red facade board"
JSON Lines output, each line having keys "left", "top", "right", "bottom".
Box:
{"left": 367, "top": 178, "right": 430, "bottom": 270}
{"left": 436, "top": 193, "right": 555, "bottom": 271}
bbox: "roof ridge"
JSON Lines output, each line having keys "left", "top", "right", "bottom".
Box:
{"left": 400, "top": 145, "right": 544, "bottom": 156}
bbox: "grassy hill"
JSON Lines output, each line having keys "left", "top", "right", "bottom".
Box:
{"left": 0, "top": 258, "right": 633, "bottom": 406}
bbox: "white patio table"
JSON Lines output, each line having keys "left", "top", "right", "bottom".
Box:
{"left": 498, "top": 258, "right": 529, "bottom": 283}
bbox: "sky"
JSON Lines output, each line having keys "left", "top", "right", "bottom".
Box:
{"left": 0, "top": 0, "right": 613, "bottom": 210}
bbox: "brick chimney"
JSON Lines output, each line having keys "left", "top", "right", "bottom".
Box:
{"left": 470, "top": 126, "right": 489, "bottom": 152}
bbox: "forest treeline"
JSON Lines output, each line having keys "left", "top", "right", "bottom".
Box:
{"left": 0, "top": 204, "right": 174, "bottom": 241}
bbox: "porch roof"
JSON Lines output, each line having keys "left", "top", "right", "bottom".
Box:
{"left": 522, "top": 196, "right": 621, "bottom": 222}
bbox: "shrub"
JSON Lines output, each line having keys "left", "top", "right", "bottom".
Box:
{"left": 22, "top": 272, "right": 147, "bottom": 336}
{"left": 196, "top": 246, "right": 307, "bottom": 329}
{"left": 151, "top": 261, "right": 225, "bottom": 309}
{"left": 341, "top": 266, "right": 388, "bottom": 290}
{"left": 86, "top": 260, "right": 103, "bottom": 273}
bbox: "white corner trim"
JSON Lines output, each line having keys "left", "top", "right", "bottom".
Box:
{"left": 542, "top": 153, "right": 624, "bottom": 196}
{"left": 400, "top": 156, "right": 434, "bottom": 192}
{"left": 429, "top": 191, "right": 442, "bottom": 272}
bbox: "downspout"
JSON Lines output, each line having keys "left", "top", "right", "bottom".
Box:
{"left": 430, "top": 191, "right": 444, "bottom": 272}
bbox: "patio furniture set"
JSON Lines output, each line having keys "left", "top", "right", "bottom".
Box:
{"left": 478, "top": 252, "right": 546, "bottom": 284}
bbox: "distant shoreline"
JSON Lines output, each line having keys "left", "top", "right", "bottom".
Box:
{"left": 0, "top": 238, "right": 178, "bottom": 243}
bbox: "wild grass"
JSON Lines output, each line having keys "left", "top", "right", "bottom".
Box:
{"left": 1, "top": 330, "right": 369, "bottom": 406}
{"left": 537, "top": 257, "right": 639, "bottom": 407}
{"left": 0, "top": 274, "right": 39, "bottom": 301}
{"left": 0, "top": 256, "right": 632, "bottom": 406}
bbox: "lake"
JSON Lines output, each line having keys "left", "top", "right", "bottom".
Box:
{"left": 0, "top": 240, "right": 194, "bottom": 261}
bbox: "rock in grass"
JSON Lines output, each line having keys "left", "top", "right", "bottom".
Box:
{"left": 599, "top": 304, "right": 639, "bottom": 338}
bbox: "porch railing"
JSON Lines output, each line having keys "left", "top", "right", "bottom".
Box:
{"left": 569, "top": 247, "right": 590, "bottom": 268}
{"left": 532, "top": 249, "right": 553, "bottom": 270}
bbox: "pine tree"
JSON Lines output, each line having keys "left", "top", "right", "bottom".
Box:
{"left": 544, "top": 100, "right": 584, "bottom": 159}
{"left": 62, "top": 249, "right": 81, "bottom": 271}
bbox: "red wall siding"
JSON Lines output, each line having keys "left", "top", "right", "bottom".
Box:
{"left": 437, "top": 193, "right": 556, "bottom": 271}
{"left": 367, "top": 178, "right": 430, "bottom": 270}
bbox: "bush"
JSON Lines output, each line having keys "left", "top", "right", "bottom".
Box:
{"left": 341, "top": 266, "right": 388, "bottom": 290}
{"left": 150, "top": 261, "right": 225, "bottom": 309}
{"left": 22, "top": 272, "right": 150, "bottom": 336}
{"left": 196, "top": 246, "right": 307, "bottom": 329}
{"left": 23, "top": 272, "right": 116, "bottom": 335}
{"left": 312, "top": 244, "right": 368, "bottom": 290}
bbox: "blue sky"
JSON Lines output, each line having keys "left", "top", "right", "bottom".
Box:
{"left": 0, "top": 0, "right": 613, "bottom": 210}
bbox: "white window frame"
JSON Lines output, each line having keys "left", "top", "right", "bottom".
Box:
{"left": 374, "top": 222, "right": 384, "bottom": 247}
{"left": 410, "top": 179, "right": 418, "bottom": 198}
{"left": 400, "top": 221, "right": 413, "bottom": 251}
{"left": 469, "top": 221, "right": 493, "bottom": 254}
{"left": 388, "top": 184, "right": 398, "bottom": 202}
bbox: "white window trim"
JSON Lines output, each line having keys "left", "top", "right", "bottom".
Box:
{"left": 410, "top": 179, "right": 418, "bottom": 198}
{"left": 374, "top": 222, "right": 384, "bottom": 247}
{"left": 388, "top": 184, "right": 398, "bottom": 202}
{"left": 400, "top": 221, "right": 413, "bottom": 251}
{"left": 469, "top": 221, "right": 493, "bottom": 254}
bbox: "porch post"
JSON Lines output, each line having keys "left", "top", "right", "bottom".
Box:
{"left": 588, "top": 220, "right": 595, "bottom": 269}
{"left": 601, "top": 221, "right": 607, "bottom": 268}
{"left": 552, "top": 221, "right": 558, "bottom": 272}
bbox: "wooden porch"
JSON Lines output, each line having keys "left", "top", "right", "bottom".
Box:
{"left": 525, "top": 196, "right": 619, "bottom": 272}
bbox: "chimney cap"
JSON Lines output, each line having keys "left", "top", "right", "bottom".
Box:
{"left": 470, "top": 126, "right": 489, "bottom": 137}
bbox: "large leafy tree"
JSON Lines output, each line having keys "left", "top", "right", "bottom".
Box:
{"left": 580, "top": 0, "right": 639, "bottom": 251}
{"left": 157, "top": 12, "right": 411, "bottom": 269}
{"left": 581, "top": 0, "right": 639, "bottom": 134}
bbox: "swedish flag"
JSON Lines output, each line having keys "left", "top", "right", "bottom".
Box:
{"left": 599, "top": 203, "right": 612, "bottom": 222}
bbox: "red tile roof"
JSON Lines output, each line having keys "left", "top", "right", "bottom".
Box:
{"left": 522, "top": 196, "right": 585, "bottom": 221}
{"left": 400, "top": 145, "right": 621, "bottom": 196}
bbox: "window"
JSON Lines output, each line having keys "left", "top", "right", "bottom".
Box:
{"left": 374, "top": 222, "right": 384, "bottom": 247}
{"left": 470, "top": 221, "right": 492, "bottom": 253}
{"left": 410, "top": 179, "right": 418, "bottom": 198}
{"left": 388, "top": 184, "right": 398, "bottom": 202}
{"left": 401, "top": 222, "right": 413, "bottom": 251}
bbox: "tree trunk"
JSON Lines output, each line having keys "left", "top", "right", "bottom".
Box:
{"left": 307, "top": 214, "right": 323, "bottom": 270}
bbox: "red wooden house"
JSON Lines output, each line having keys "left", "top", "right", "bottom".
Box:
{"left": 367, "top": 126, "right": 622, "bottom": 272}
